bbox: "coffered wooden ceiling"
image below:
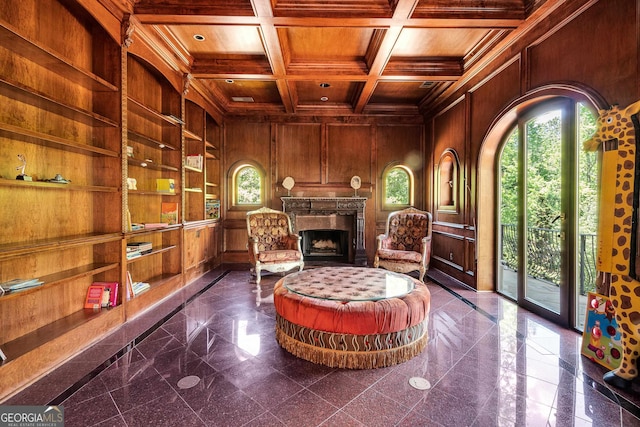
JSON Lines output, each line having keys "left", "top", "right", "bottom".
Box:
{"left": 127, "top": 0, "right": 545, "bottom": 117}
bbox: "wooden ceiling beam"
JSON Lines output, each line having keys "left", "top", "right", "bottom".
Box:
{"left": 251, "top": 0, "right": 295, "bottom": 113}
{"left": 133, "top": 15, "right": 521, "bottom": 29}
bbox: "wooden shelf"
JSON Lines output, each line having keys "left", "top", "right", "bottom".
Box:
{"left": 0, "top": 78, "right": 118, "bottom": 127}
{"left": 127, "top": 129, "right": 178, "bottom": 151}
{"left": 128, "top": 190, "right": 181, "bottom": 196}
{"left": 0, "top": 123, "right": 119, "bottom": 157}
{"left": 0, "top": 306, "right": 123, "bottom": 362}
{"left": 128, "top": 158, "right": 179, "bottom": 172}
{"left": 126, "top": 273, "right": 181, "bottom": 301}
{"left": 124, "top": 224, "right": 182, "bottom": 237}
{"left": 0, "top": 263, "right": 119, "bottom": 301}
{"left": 0, "top": 178, "right": 118, "bottom": 193}
{"left": 184, "top": 165, "right": 203, "bottom": 173}
{"left": 185, "top": 187, "right": 203, "bottom": 193}
{"left": 206, "top": 182, "right": 219, "bottom": 188}
{"left": 0, "top": 233, "right": 122, "bottom": 260}
{"left": 205, "top": 151, "right": 218, "bottom": 160}
{"left": 127, "top": 97, "right": 182, "bottom": 127}
{"left": 126, "top": 245, "right": 177, "bottom": 265}
{"left": 0, "top": 20, "right": 118, "bottom": 92}
{"left": 184, "top": 129, "right": 203, "bottom": 141}
{"left": 205, "top": 141, "right": 218, "bottom": 150}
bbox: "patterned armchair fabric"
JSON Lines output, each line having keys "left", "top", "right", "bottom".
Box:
{"left": 247, "top": 207, "right": 304, "bottom": 285}
{"left": 374, "top": 207, "right": 432, "bottom": 282}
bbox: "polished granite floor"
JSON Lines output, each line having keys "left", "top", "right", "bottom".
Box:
{"left": 4, "top": 267, "right": 640, "bottom": 426}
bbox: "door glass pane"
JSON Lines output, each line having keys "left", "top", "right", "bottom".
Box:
{"left": 498, "top": 128, "right": 519, "bottom": 299}
{"left": 576, "top": 103, "right": 598, "bottom": 330}
{"left": 525, "top": 110, "right": 562, "bottom": 313}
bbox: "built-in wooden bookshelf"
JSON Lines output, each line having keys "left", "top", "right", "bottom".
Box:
{"left": 0, "top": 0, "right": 223, "bottom": 402}
{"left": 205, "top": 113, "right": 221, "bottom": 218}
{"left": 184, "top": 100, "right": 206, "bottom": 222}
{"left": 0, "top": 0, "right": 123, "bottom": 400}
{"left": 124, "top": 54, "right": 183, "bottom": 317}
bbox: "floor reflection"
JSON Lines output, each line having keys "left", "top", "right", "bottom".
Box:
{"left": 4, "top": 269, "right": 639, "bottom": 426}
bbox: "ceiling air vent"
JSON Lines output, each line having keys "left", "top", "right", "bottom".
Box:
{"left": 231, "top": 96, "right": 254, "bottom": 102}
{"left": 419, "top": 81, "right": 435, "bottom": 89}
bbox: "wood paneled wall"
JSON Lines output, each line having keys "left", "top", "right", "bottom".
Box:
{"left": 222, "top": 118, "right": 424, "bottom": 264}
{"left": 427, "top": 0, "right": 639, "bottom": 290}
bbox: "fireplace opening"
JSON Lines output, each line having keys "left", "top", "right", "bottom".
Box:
{"left": 300, "top": 229, "right": 349, "bottom": 262}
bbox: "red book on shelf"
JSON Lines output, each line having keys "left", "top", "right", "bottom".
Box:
{"left": 84, "top": 284, "right": 105, "bottom": 309}
{"left": 94, "top": 282, "right": 118, "bottom": 307}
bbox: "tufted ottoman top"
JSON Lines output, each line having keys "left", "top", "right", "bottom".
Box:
{"left": 274, "top": 267, "right": 430, "bottom": 336}
{"left": 283, "top": 267, "right": 415, "bottom": 301}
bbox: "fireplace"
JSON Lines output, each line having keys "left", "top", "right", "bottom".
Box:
{"left": 282, "top": 197, "right": 367, "bottom": 265}
{"left": 300, "top": 229, "right": 349, "bottom": 262}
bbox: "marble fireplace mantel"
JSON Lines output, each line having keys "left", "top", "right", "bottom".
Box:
{"left": 281, "top": 197, "right": 367, "bottom": 266}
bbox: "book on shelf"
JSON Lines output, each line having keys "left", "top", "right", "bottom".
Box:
{"left": 156, "top": 178, "right": 175, "bottom": 193}
{"left": 131, "top": 281, "right": 151, "bottom": 296}
{"left": 161, "top": 202, "right": 179, "bottom": 225}
{"left": 126, "top": 271, "right": 150, "bottom": 298}
{"left": 126, "top": 271, "right": 134, "bottom": 300}
{"left": 93, "top": 282, "right": 118, "bottom": 307}
{"left": 0, "top": 278, "right": 44, "bottom": 295}
{"left": 185, "top": 154, "right": 203, "bottom": 170}
{"left": 131, "top": 223, "right": 144, "bottom": 231}
{"left": 206, "top": 199, "right": 220, "bottom": 220}
{"left": 84, "top": 284, "right": 105, "bottom": 309}
{"left": 127, "top": 242, "right": 153, "bottom": 254}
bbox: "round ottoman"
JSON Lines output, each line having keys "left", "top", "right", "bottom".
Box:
{"left": 273, "top": 267, "right": 430, "bottom": 369}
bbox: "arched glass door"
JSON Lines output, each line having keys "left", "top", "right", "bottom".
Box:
{"left": 497, "top": 99, "right": 597, "bottom": 329}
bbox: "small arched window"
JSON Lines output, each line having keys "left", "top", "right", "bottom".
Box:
{"left": 383, "top": 165, "right": 413, "bottom": 208}
{"left": 231, "top": 163, "right": 264, "bottom": 208}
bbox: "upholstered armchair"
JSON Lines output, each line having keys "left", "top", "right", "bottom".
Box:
{"left": 374, "top": 207, "right": 432, "bottom": 282}
{"left": 246, "top": 207, "right": 304, "bottom": 285}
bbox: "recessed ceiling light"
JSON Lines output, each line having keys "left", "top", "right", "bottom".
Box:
{"left": 419, "top": 81, "right": 435, "bottom": 89}
{"left": 193, "top": 34, "right": 205, "bottom": 41}
{"left": 320, "top": 96, "right": 329, "bottom": 102}
{"left": 225, "top": 79, "right": 234, "bottom": 84}
{"left": 319, "top": 83, "right": 331, "bottom": 88}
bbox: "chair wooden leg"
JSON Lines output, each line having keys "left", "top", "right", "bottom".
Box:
{"left": 419, "top": 268, "right": 425, "bottom": 282}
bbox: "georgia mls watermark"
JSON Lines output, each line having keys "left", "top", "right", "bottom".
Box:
{"left": 0, "top": 406, "right": 64, "bottom": 427}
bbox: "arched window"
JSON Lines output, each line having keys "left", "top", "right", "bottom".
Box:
{"left": 383, "top": 165, "right": 413, "bottom": 208}
{"left": 230, "top": 162, "right": 264, "bottom": 208}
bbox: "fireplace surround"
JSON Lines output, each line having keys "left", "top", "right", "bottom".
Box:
{"left": 281, "top": 197, "right": 367, "bottom": 265}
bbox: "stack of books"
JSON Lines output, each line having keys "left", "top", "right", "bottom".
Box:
{"left": 0, "top": 278, "right": 44, "bottom": 295}
{"left": 126, "top": 242, "right": 152, "bottom": 259}
{"left": 131, "top": 281, "right": 150, "bottom": 296}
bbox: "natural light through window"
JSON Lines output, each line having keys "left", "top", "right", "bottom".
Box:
{"left": 385, "top": 166, "right": 412, "bottom": 206}
{"left": 235, "top": 165, "right": 262, "bottom": 205}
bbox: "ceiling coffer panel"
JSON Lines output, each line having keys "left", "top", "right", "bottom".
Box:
{"left": 132, "top": 0, "right": 532, "bottom": 116}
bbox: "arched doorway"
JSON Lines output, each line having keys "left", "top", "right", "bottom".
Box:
{"left": 477, "top": 86, "right": 607, "bottom": 329}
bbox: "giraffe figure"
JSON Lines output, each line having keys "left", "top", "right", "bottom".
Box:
{"left": 583, "top": 99, "right": 640, "bottom": 389}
